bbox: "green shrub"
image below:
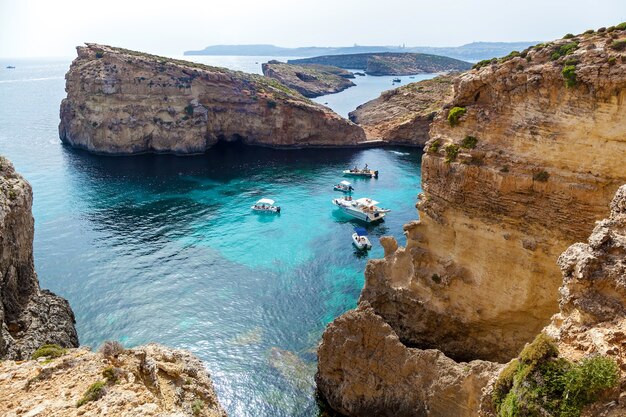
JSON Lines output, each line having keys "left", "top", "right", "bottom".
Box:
{"left": 192, "top": 399, "right": 204, "bottom": 416}
{"left": 472, "top": 59, "right": 495, "bottom": 70}
{"left": 32, "top": 344, "right": 66, "bottom": 360}
{"left": 616, "top": 22, "right": 626, "bottom": 30}
{"left": 460, "top": 135, "right": 478, "bottom": 149}
{"left": 607, "top": 26, "right": 616, "bottom": 33}
{"left": 444, "top": 144, "right": 460, "bottom": 163}
{"left": 551, "top": 42, "right": 579, "bottom": 60}
{"left": 610, "top": 40, "right": 626, "bottom": 51}
{"left": 76, "top": 381, "right": 106, "bottom": 407}
{"left": 428, "top": 139, "right": 441, "bottom": 153}
{"left": 184, "top": 104, "right": 194, "bottom": 116}
{"left": 533, "top": 170, "right": 550, "bottom": 182}
{"left": 102, "top": 366, "right": 123, "bottom": 384}
{"left": 562, "top": 33, "right": 575, "bottom": 39}
{"left": 609, "top": 56, "right": 617, "bottom": 65}
{"left": 500, "top": 50, "right": 521, "bottom": 62}
{"left": 492, "top": 333, "right": 619, "bottom": 417}
{"left": 447, "top": 107, "right": 466, "bottom": 127}
{"left": 598, "top": 27, "right": 607, "bottom": 33}
{"left": 583, "top": 29, "right": 595, "bottom": 35}
{"left": 95, "top": 51, "right": 104, "bottom": 59}
{"left": 267, "top": 100, "right": 277, "bottom": 109}
{"left": 562, "top": 65, "right": 577, "bottom": 88}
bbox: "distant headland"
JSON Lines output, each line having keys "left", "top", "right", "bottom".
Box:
{"left": 183, "top": 42, "right": 541, "bottom": 61}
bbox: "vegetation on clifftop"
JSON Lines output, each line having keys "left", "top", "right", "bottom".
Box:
{"left": 492, "top": 334, "right": 619, "bottom": 417}
{"left": 447, "top": 106, "right": 466, "bottom": 126}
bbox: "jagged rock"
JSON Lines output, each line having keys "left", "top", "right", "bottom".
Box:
{"left": 261, "top": 61, "right": 355, "bottom": 98}
{"left": 0, "top": 156, "right": 78, "bottom": 360}
{"left": 59, "top": 44, "right": 365, "bottom": 154}
{"left": 349, "top": 74, "right": 455, "bottom": 145}
{"left": 0, "top": 343, "right": 227, "bottom": 416}
{"left": 316, "top": 304, "right": 501, "bottom": 417}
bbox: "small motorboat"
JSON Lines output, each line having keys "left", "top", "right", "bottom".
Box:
{"left": 352, "top": 227, "right": 372, "bottom": 250}
{"left": 251, "top": 198, "right": 281, "bottom": 213}
{"left": 6, "top": 66, "right": 15, "bottom": 69}
{"left": 343, "top": 165, "right": 378, "bottom": 178}
{"left": 333, "top": 180, "right": 354, "bottom": 193}
{"left": 392, "top": 78, "right": 401, "bottom": 83}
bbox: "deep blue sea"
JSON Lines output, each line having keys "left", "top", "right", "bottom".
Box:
{"left": 0, "top": 56, "right": 425, "bottom": 417}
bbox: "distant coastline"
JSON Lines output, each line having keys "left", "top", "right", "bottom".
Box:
{"left": 183, "top": 41, "right": 541, "bottom": 61}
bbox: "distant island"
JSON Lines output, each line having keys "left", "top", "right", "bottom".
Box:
{"left": 288, "top": 53, "right": 471, "bottom": 75}
{"left": 183, "top": 42, "right": 541, "bottom": 61}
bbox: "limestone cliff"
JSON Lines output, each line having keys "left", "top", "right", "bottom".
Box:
{"left": 348, "top": 75, "right": 455, "bottom": 145}
{"left": 0, "top": 343, "right": 227, "bottom": 417}
{"left": 317, "top": 25, "right": 626, "bottom": 417}
{"left": 59, "top": 44, "right": 365, "bottom": 154}
{"left": 0, "top": 156, "right": 78, "bottom": 360}
{"left": 261, "top": 61, "right": 355, "bottom": 98}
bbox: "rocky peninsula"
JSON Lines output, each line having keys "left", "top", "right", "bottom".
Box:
{"left": 0, "top": 155, "right": 227, "bottom": 416}
{"left": 349, "top": 74, "right": 456, "bottom": 146}
{"left": 261, "top": 60, "right": 355, "bottom": 98}
{"left": 317, "top": 25, "right": 626, "bottom": 416}
{"left": 289, "top": 52, "right": 472, "bottom": 75}
{"left": 59, "top": 44, "right": 365, "bottom": 155}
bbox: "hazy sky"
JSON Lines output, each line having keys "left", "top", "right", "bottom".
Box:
{"left": 1, "top": 0, "right": 625, "bottom": 57}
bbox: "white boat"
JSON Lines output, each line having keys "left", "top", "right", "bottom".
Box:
{"left": 333, "top": 180, "right": 354, "bottom": 193}
{"left": 332, "top": 197, "right": 389, "bottom": 222}
{"left": 251, "top": 198, "right": 281, "bottom": 213}
{"left": 352, "top": 227, "right": 372, "bottom": 250}
{"left": 342, "top": 167, "right": 378, "bottom": 178}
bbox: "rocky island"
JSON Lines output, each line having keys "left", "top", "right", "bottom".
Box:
{"left": 261, "top": 60, "right": 355, "bottom": 98}
{"left": 59, "top": 44, "right": 365, "bottom": 155}
{"left": 349, "top": 74, "right": 456, "bottom": 146}
{"left": 288, "top": 52, "right": 472, "bottom": 75}
{"left": 317, "top": 25, "right": 626, "bottom": 416}
{"left": 0, "top": 156, "right": 227, "bottom": 416}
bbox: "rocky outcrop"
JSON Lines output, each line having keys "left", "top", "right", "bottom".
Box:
{"left": 0, "top": 156, "right": 78, "bottom": 360}
{"left": 318, "top": 26, "right": 626, "bottom": 417}
{"left": 59, "top": 44, "right": 365, "bottom": 154}
{"left": 0, "top": 343, "right": 227, "bottom": 416}
{"left": 348, "top": 75, "right": 455, "bottom": 145}
{"left": 289, "top": 53, "right": 471, "bottom": 76}
{"left": 261, "top": 60, "right": 355, "bottom": 98}
{"left": 317, "top": 304, "right": 501, "bottom": 417}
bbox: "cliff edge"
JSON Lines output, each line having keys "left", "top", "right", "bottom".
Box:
{"left": 317, "top": 25, "right": 626, "bottom": 417}
{"left": 261, "top": 61, "right": 355, "bottom": 98}
{"left": 59, "top": 44, "right": 365, "bottom": 154}
{"left": 0, "top": 156, "right": 78, "bottom": 360}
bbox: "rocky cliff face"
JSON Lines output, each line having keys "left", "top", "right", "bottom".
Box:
{"left": 317, "top": 26, "right": 626, "bottom": 416}
{"left": 348, "top": 75, "right": 455, "bottom": 145}
{"left": 261, "top": 61, "right": 355, "bottom": 98}
{"left": 0, "top": 156, "right": 78, "bottom": 360}
{"left": 0, "top": 343, "right": 227, "bottom": 417}
{"left": 59, "top": 44, "right": 365, "bottom": 154}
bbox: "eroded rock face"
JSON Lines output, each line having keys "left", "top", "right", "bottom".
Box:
{"left": 361, "top": 29, "right": 626, "bottom": 362}
{"left": 261, "top": 61, "right": 355, "bottom": 98}
{"left": 0, "top": 343, "right": 227, "bottom": 416}
{"left": 348, "top": 75, "right": 455, "bottom": 145}
{"left": 0, "top": 156, "right": 78, "bottom": 360}
{"left": 316, "top": 304, "right": 502, "bottom": 417}
{"left": 59, "top": 44, "right": 365, "bottom": 154}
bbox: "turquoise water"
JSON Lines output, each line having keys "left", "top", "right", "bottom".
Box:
{"left": 0, "top": 58, "right": 423, "bottom": 417}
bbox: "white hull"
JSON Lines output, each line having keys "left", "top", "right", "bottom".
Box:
{"left": 352, "top": 233, "right": 372, "bottom": 250}
{"left": 332, "top": 199, "right": 386, "bottom": 223}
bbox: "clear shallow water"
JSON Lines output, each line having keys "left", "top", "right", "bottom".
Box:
{"left": 0, "top": 58, "right": 423, "bottom": 417}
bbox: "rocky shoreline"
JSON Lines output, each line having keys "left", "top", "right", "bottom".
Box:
{"left": 59, "top": 44, "right": 365, "bottom": 155}
{"left": 262, "top": 60, "right": 355, "bottom": 98}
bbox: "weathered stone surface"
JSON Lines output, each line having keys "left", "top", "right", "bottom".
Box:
{"left": 0, "top": 343, "right": 227, "bottom": 416}
{"left": 316, "top": 304, "right": 502, "bottom": 417}
{"left": 349, "top": 74, "right": 455, "bottom": 145}
{"left": 0, "top": 156, "right": 78, "bottom": 360}
{"left": 361, "top": 29, "right": 626, "bottom": 362}
{"left": 262, "top": 61, "right": 355, "bottom": 98}
{"left": 59, "top": 44, "right": 365, "bottom": 154}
